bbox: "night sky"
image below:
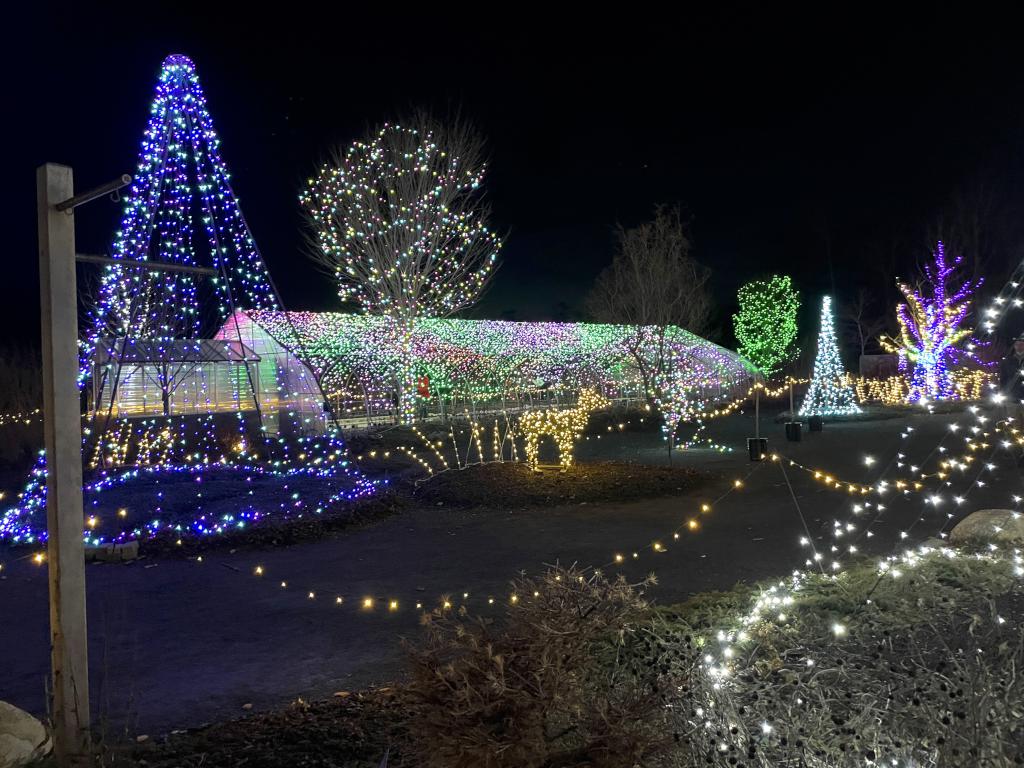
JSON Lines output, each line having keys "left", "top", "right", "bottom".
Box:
{"left": 6, "top": 6, "right": 1024, "bottom": 351}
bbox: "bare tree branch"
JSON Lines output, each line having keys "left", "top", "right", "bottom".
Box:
{"left": 840, "top": 286, "right": 888, "bottom": 359}
{"left": 302, "top": 114, "right": 503, "bottom": 421}
{"left": 586, "top": 206, "right": 711, "bottom": 335}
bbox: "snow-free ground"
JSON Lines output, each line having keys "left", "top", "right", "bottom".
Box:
{"left": 1, "top": 405, "right": 1019, "bottom": 735}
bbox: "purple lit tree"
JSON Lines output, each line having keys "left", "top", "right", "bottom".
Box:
{"left": 880, "top": 242, "right": 985, "bottom": 402}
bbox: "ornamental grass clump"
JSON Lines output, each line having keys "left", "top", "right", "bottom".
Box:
{"left": 400, "top": 565, "right": 680, "bottom": 768}
{"left": 649, "top": 549, "right": 1024, "bottom": 767}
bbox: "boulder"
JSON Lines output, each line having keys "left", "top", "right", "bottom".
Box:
{"left": 949, "top": 509, "right": 1024, "bottom": 547}
{"left": 85, "top": 540, "right": 139, "bottom": 563}
{"left": 0, "top": 701, "right": 50, "bottom": 768}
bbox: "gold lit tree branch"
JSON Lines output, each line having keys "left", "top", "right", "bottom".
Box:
{"left": 879, "top": 242, "right": 984, "bottom": 402}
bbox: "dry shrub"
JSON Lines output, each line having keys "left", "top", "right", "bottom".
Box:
{"left": 651, "top": 552, "right": 1024, "bottom": 767}
{"left": 400, "top": 565, "right": 680, "bottom": 768}
{"left": 0, "top": 346, "right": 41, "bottom": 414}
{"left": 0, "top": 346, "right": 42, "bottom": 465}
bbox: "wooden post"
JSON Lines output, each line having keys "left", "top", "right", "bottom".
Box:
{"left": 37, "top": 163, "right": 91, "bottom": 764}
{"left": 754, "top": 378, "right": 761, "bottom": 439}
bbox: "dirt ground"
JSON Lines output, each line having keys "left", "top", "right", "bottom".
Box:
{"left": 2, "top": 404, "right": 1020, "bottom": 736}
{"left": 412, "top": 461, "right": 704, "bottom": 509}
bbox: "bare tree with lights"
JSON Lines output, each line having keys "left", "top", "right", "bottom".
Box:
{"left": 841, "top": 287, "right": 888, "bottom": 362}
{"left": 586, "top": 206, "right": 712, "bottom": 413}
{"left": 302, "top": 114, "right": 502, "bottom": 423}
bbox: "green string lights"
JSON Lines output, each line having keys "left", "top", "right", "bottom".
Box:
{"left": 732, "top": 275, "right": 800, "bottom": 378}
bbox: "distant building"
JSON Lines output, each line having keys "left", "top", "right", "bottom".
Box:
{"left": 89, "top": 331, "right": 326, "bottom": 437}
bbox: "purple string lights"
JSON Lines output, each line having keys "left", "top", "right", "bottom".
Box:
{"left": 882, "top": 242, "right": 987, "bottom": 403}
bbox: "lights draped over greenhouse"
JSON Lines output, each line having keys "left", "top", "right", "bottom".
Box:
{"left": 223, "top": 311, "right": 754, "bottom": 423}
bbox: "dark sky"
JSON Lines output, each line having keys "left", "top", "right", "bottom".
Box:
{"left": 6, "top": 5, "right": 1024, "bottom": 349}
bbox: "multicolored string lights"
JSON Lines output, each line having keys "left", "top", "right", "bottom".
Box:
{"left": 300, "top": 119, "right": 503, "bottom": 423}
{"left": 85, "top": 54, "right": 279, "bottom": 370}
{"left": 243, "top": 310, "right": 753, "bottom": 425}
{"left": 880, "top": 242, "right": 987, "bottom": 402}
{"left": 1, "top": 54, "right": 376, "bottom": 546}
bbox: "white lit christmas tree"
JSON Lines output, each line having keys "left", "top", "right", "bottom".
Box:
{"left": 799, "top": 296, "right": 861, "bottom": 417}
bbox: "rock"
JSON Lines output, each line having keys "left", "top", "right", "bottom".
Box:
{"left": 0, "top": 701, "right": 50, "bottom": 768}
{"left": 85, "top": 541, "right": 139, "bottom": 563}
{"left": 949, "top": 509, "right": 1024, "bottom": 547}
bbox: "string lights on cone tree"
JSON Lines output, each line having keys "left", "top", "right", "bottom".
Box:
{"left": 86, "top": 54, "right": 279, "bottom": 364}
{"left": 799, "top": 296, "right": 861, "bottom": 417}
{"left": 880, "top": 242, "right": 986, "bottom": 402}
{"left": 1, "top": 54, "right": 378, "bottom": 547}
{"left": 301, "top": 116, "right": 503, "bottom": 424}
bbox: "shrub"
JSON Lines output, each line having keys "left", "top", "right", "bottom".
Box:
{"left": 400, "top": 565, "right": 680, "bottom": 768}
{"left": 648, "top": 550, "right": 1024, "bottom": 767}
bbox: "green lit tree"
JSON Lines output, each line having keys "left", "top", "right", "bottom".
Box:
{"left": 732, "top": 275, "right": 800, "bottom": 378}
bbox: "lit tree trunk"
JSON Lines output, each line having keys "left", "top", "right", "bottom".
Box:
{"left": 386, "top": 314, "right": 418, "bottom": 425}
{"left": 161, "top": 362, "right": 170, "bottom": 416}
{"left": 301, "top": 117, "right": 502, "bottom": 401}
{"left": 882, "top": 243, "right": 984, "bottom": 403}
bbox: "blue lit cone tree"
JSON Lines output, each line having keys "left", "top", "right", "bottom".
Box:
{"left": 85, "top": 54, "right": 282, "bottom": 428}
{"left": 81, "top": 52, "right": 284, "bottom": 450}
{"left": 1, "top": 54, "right": 376, "bottom": 547}
{"left": 88, "top": 54, "right": 279, "bottom": 357}
{"left": 799, "top": 296, "right": 861, "bottom": 417}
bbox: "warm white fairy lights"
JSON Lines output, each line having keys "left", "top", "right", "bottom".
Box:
{"left": 520, "top": 389, "right": 610, "bottom": 469}
{"left": 0, "top": 408, "right": 41, "bottom": 428}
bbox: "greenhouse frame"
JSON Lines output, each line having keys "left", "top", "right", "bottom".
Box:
{"left": 214, "top": 310, "right": 754, "bottom": 427}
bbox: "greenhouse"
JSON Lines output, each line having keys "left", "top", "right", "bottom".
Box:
{"left": 217, "top": 310, "right": 754, "bottom": 425}
{"left": 89, "top": 333, "right": 328, "bottom": 437}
